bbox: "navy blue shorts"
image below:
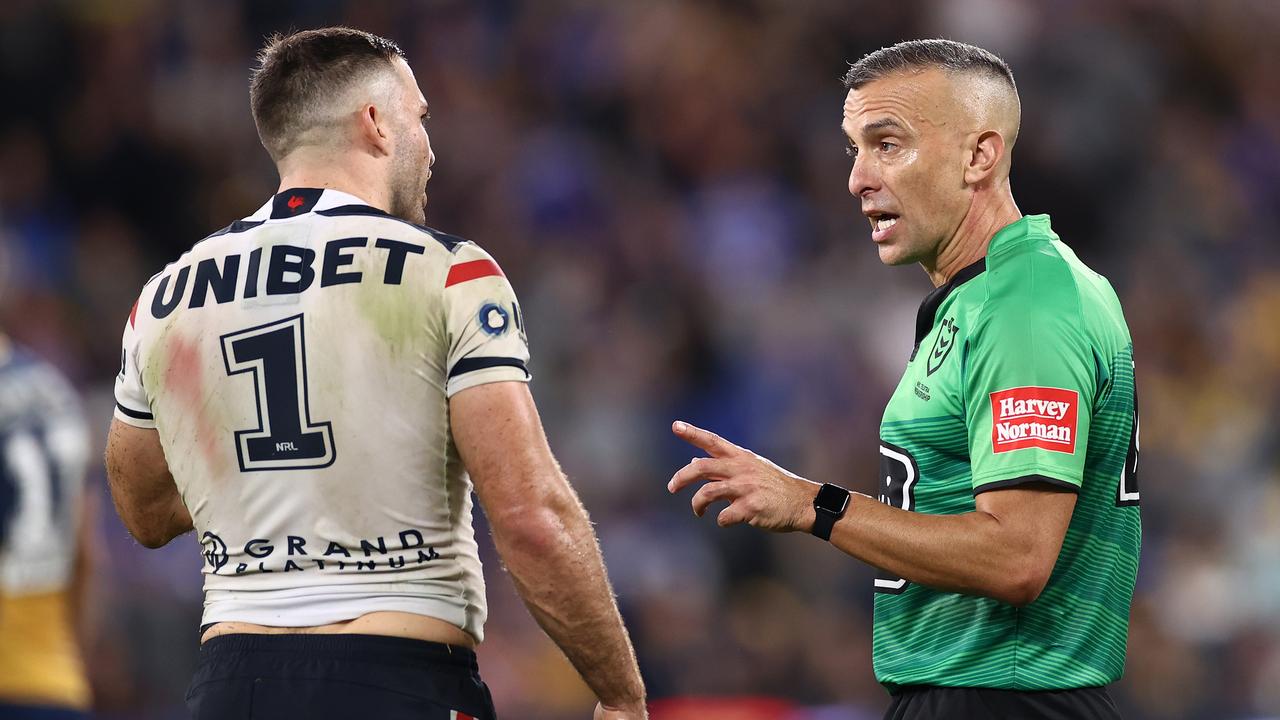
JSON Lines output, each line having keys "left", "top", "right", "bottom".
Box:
{"left": 885, "top": 685, "right": 1122, "bottom": 720}
{"left": 186, "top": 634, "right": 496, "bottom": 720}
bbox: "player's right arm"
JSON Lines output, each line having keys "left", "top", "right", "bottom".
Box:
{"left": 440, "top": 242, "right": 645, "bottom": 717}
{"left": 452, "top": 383, "right": 647, "bottom": 717}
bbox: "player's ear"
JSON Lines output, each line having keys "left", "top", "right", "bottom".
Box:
{"left": 964, "top": 130, "right": 1005, "bottom": 185}
{"left": 356, "top": 103, "right": 393, "bottom": 158}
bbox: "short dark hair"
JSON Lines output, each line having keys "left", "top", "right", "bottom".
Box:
{"left": 250, "top": 27, "right": 406, "bottom": 160}
{"left": 844, "top": 39, "right": 1015, "bottom": 91}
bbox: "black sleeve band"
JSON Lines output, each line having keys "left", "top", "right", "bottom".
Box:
{"left": 973, "top": 473, "right": 1080, "bottom": 496}
{"left": 447, "top": 356, "right": 529, "bottom": 380}
{"left": 115, "top": 401, "right": 154, "bottom": 421}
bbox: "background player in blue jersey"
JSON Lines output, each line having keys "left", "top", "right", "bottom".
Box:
{"left": 669, "top": 40, "right": 1138, "bottom": 719}
{"left": 0, "top": 334, "right": 94, "bottom": 719}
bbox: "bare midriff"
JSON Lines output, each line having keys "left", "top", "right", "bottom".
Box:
{"left": 200, "top": 610, "right": 476, "bottom": 647}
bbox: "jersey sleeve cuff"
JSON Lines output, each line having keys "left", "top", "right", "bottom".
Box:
{"left": 445, "top": 358, "right": 531, "bottom": 398}
{"left": 114, "top": 401, "right": 157, "bottom": 429}
{"left": 973, "top": 473, "right": 1081, "bottom": 496}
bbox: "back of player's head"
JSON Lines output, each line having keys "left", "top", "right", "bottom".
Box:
{"left": 250, "top": 27, "right": 406, "bottom": 162}
{"left": 844, "top": 39, "right": 1016, "bottom": 93}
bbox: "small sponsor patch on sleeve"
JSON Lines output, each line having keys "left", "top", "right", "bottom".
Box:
{"left": 990, "top": 386, "right": 1078, "bottom": 454}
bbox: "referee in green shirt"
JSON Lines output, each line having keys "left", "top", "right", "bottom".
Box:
{"left": 668, "top": 39, "right": 1139, "bottom": 719}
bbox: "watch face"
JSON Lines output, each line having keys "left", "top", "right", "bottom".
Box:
{"left": 815, "top": 483, "right": 850, "bottom": 513}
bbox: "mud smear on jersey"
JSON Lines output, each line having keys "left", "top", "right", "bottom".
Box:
{"left": 149, "top": 327, "right": 230, "bottom": 481}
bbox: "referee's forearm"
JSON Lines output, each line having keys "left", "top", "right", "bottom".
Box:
{"left": 827, "top": 492, "right": 1047, "bottom": 606}
{"left": 491, "top": 491, "right": 646, "bottom": 707}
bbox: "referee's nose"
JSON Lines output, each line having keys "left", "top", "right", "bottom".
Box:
{"left": 848, "top": 155, "right": 879, "bottom": 198}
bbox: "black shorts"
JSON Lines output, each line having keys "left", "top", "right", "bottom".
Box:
{"left": 885, "top": 685, "right": 1122, "bottom": 720}
{"left": 186, "top": 634, "right": 497, "bottom": 720}
{"left": 0, "top": 703, "right": 88, "bottom": 719}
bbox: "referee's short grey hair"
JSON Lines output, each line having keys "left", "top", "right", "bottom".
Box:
{"left": 844, "top": 39, "right": 1016, "bottom": 92}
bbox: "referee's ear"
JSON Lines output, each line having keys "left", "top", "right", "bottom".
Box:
{"left": 357, "top": 103, "right": 394, "bottom": 158}
{"left": 964, "top": 129, "right": 1007, "bottom": 187}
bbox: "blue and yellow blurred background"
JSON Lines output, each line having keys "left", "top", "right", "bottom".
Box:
{"left": 2, "top": 0, "right": 1278, "bottom": 718}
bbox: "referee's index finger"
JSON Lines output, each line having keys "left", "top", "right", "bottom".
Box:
{"left": 672, "top": 420, "right": 739, "bottom": 457}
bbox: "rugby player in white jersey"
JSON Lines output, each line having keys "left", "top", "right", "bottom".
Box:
{"left": 104, "top": 27, "right": 646, "bottom": 720}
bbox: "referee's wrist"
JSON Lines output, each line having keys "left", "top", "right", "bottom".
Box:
{"left": 810, "top": 482, "right": 851, "bottom": 541}
{"left": 798, "top": 482, "right": 821, "bottom": 534}
{"left": 800, "top": 505, "right": 818, "bottom": 535}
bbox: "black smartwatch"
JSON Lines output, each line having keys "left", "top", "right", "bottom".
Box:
{"left": 811, "top": 483, "right": 851, "bottom": 541}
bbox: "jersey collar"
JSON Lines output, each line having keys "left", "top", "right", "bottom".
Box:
{"left": 907, "top": 214, "right": 1054, "bottom": 359}
{"left": 910, "top": 257, "right": 985, "bottom": 360}
{"left": 245, "top": 188, "right": 380, "bottom": 222}
{"left": 987, "top": 214, "right": 1055, "bottom": 254}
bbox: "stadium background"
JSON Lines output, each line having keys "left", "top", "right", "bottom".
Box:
{"left": 2, "top": 0, "right": 1278, "bottom": 718}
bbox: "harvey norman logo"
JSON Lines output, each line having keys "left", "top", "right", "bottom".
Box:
{"left": 990, "top": 386, "right": 1078, "bottom": 454}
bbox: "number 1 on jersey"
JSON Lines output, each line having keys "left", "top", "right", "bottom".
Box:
{"left": 221, "top": 314, "right": 335, "bottom": 471}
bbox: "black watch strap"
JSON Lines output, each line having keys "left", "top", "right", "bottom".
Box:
{"left": 811, "top": 483, "right": 851, "bottom": 541}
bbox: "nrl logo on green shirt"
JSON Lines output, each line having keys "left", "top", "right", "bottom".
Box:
{"left": 927, "top": 317, "right": 959, "bottom": 376}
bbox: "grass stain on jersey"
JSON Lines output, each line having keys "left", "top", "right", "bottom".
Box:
{"left": 352, "top": 255, "right": 424, "bottom": 359}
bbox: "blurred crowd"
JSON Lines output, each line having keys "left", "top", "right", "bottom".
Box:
{"left": 1, "top": 0, "right": 1278, "bottom": 718}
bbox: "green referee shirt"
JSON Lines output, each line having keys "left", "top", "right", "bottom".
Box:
{"left": 873, "top": 214, "right": 1141, "bottom": 691}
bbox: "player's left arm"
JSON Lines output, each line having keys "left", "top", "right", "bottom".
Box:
{"left": 105, "top": 302, "right": 192, "bottom": 549}
{"left": 104, "top": 419, "right": 192, "bottom": 548}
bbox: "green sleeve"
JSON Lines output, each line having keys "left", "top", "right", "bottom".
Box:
{"left": 964, "top": 264, "right": 1098, "bottom": 494}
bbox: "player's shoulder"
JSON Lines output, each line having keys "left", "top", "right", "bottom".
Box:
{"left": 132, "top": 204, "right": 487, "bottom": 299}
{"left": 0, "top": 340, "right": 69, "bottom": 381}
{"left": 311, "top": 203, "right": 469, "bottom": 254}
{"left": 973, "top": 217, "right": 1128, "bottom": 343}
{"left": 192, "top": 203, "right": 467, "bottom": 257}
{"left": 980, "top": 218, "right": 1096, "bottom": 310}
{"left": 0, "top": 340, "right": 40, "bottom": 376}
{"left": 130, "top": 216, "right": 257, "bottom": 300}
{"left": 302, "top": 204, "right": 511, "bottom": 274}
{"left": 0, "top": 342, "right": 80, "bottom": 422}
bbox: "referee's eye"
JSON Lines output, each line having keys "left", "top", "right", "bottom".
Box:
{"left": 846, "top": 144, "right": 858, "bottom": 159}
{"left": 880, "top": 141, "right": 897, "bottom": 153}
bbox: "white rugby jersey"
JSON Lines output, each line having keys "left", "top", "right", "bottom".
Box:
{"left": 113, "top": 188, "right": 531, "bottom": 641}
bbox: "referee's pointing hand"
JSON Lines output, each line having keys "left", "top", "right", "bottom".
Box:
{"left": 668, "top": 421, "right": 821, "bottom": 533}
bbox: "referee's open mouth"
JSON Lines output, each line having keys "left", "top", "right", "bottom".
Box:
{"left": 866, "top": 210, "right": 900, "bottom": 242}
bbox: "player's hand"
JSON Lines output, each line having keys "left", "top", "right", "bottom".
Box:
{"left": 668, "top": 420, "right": 820, "bottom": 533}
{"left": 594, "top": 701, "right": 648, "bottom": 719}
